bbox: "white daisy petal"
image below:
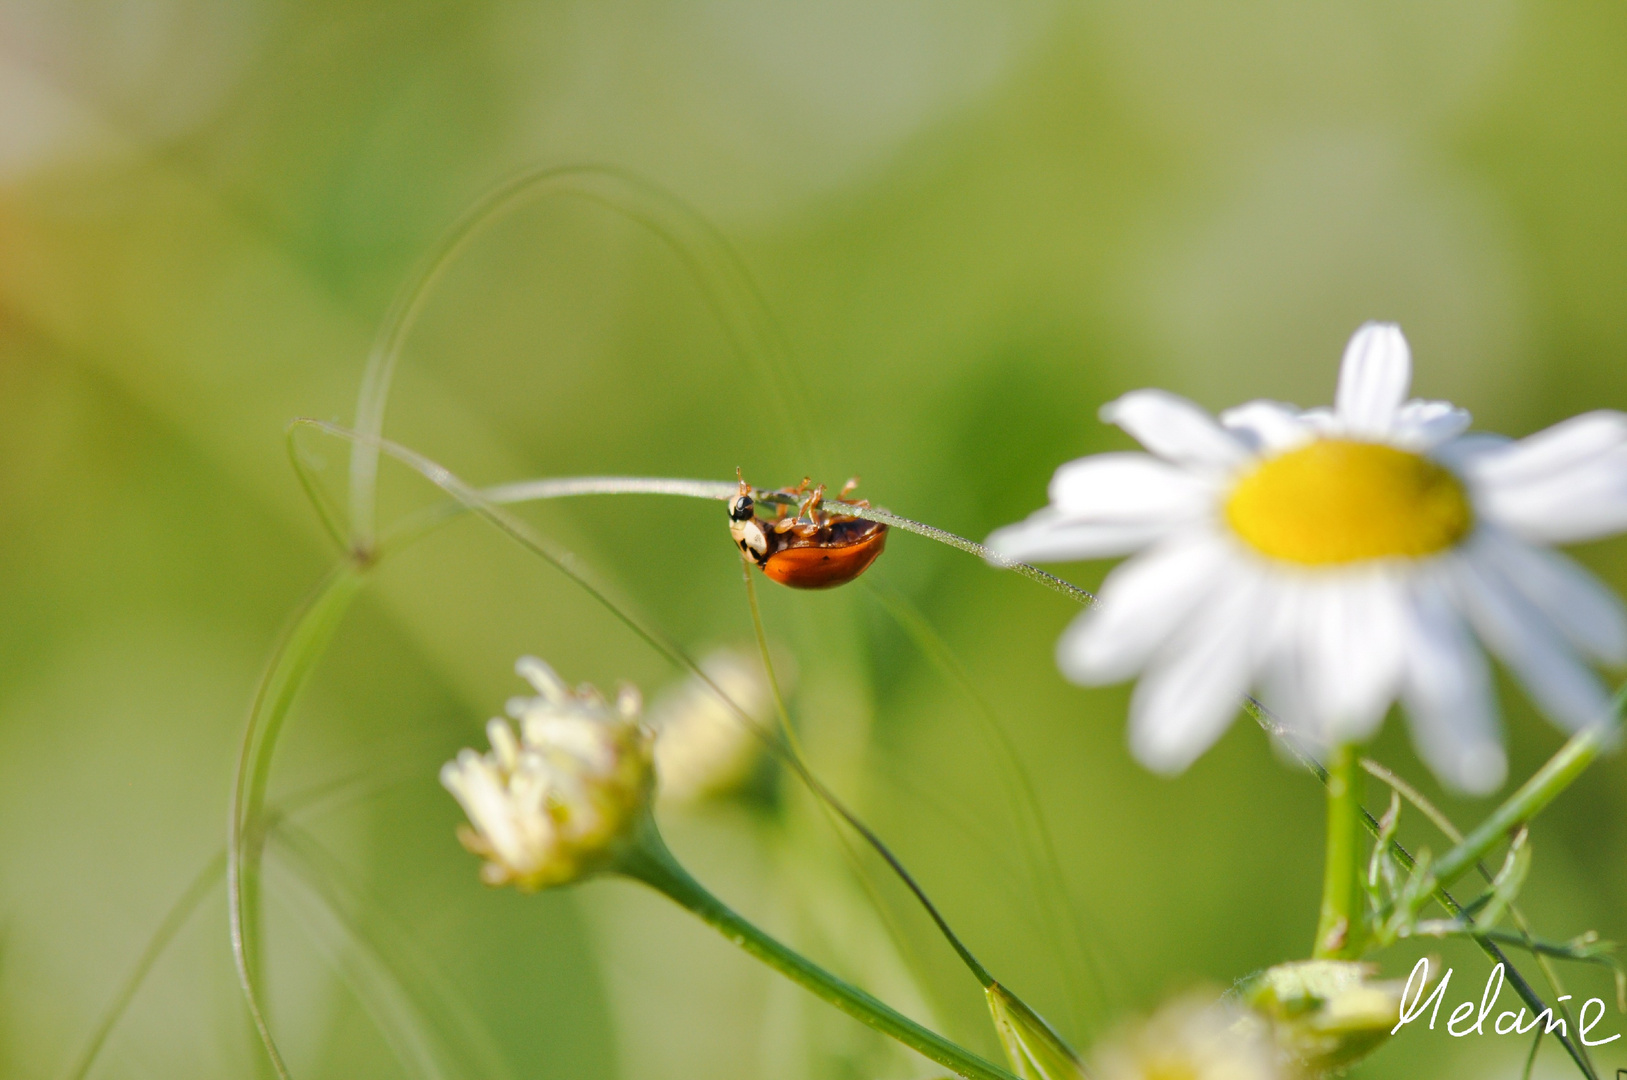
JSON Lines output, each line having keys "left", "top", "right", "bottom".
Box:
{"left": 1299, "top": 572, "right": 1406, "bottom": 744}
{"left": 986, "top": 510, "right": 1174, "bottom": 562}
{"left": 1448, "top": 552, "right": 1613, "bottom": 731}
{"left": 1299, "top": 406, "right": 1340, "bottom": 435}
{"left": 1058, "top": 531, "right": 1232, "bottom": 684}
{"left": 1472, "top": 528, "right": 1627, "bottom": 665}
{"left": 1047, "top": 452, "right": 1216, "bottom": 518}
{"left": 1219, "top": 400, "right": 1314, "bottom": 454}
{"left": 1470, "top": 410, "right": 1627, "bottom": 486}
{"left": 1431, "top": 432, "right": 1512, "bottom": 474}
{"left": 1391, "top": 399, "right": 1472, "bottom": 449}
{"left": 1128, "top": 573, "right": 1266, "bottom": 773}
{"left": 987, "top": 453, "right": 1216, "bottom": 562}
{"left": 1470, "top": 412, "right": 1627, "bottom": 544}
{"left": 1474, "top": 461, "right": 1627, "bottom": 544}
{"left": 1335, "top": 322, "right": 1412, "bottom": 437}
{"left": 1399, "top": 576, "right": 1505, "bottom": 794}
{"left": 1100, "top": 389, "right": 1248, "bottom": 469}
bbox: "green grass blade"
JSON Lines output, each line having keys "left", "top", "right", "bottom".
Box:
{"left": 228, "top": 562, "right": 369, "bottom": 1078}
{"left": 347, "top": 166, "right": 817, "bottom": 556}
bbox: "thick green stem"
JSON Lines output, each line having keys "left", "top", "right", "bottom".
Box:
{"left": 616, "top": 830, "right": 1018, "bottom": 1080}
{"left": 1314, "top": 745, "right": 1362, "bottom": 959}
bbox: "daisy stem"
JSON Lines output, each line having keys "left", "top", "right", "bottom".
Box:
{"left": 1313, "top": 744, "right": 1364, "bottom": 959}
{"left": 617, "top": 826, "right": 1019, "bottom": 1080}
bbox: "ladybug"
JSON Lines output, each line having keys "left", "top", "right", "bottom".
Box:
{"left": 729, "top": 474, "right": 888, "bottom": 590}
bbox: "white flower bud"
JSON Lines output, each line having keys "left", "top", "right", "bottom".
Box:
{"left": 441, "top": 657, "right": 653, "bottom": 891}
{"left": 1093, "top": 995, "right": 1291, "bottom": 1080}
{"left": 646, "top": 648, "right": 778, "bottom": 806}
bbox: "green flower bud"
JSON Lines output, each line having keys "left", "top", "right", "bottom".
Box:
{"left": 1238, "top": 959, "right": 1408, "bottom": 1075}
{"left": 986, "top": 982, "right": 1087, "bottom": 1080}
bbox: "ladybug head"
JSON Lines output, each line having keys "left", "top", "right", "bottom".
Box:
{"left": 729, "top": 493, "right": 755, "bottom": 522}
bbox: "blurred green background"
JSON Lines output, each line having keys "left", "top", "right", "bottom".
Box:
{"left": 2, "top": 3, "right": 1625, "bottom": 1078}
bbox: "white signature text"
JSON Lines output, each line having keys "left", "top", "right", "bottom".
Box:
{"left": 1391, "top": 957, "right": 1620, "bottom": 1046}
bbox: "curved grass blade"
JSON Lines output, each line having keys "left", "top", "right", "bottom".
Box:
{"left": 348, "top": 166, "right": 817, "bottom": 557}
{"left": 228, "top": 562, "right": 369, "bottom": 1078}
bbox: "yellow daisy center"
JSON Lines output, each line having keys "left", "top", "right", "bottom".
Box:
{"left": 1224, "top": 439, "right": 1473, "bottom": 565}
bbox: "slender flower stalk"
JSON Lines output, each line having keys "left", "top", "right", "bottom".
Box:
{"left": 1428, "top": 720, "right": 1612, "bottom": 891}
{"left": 617, "top": 824, "right": 1019, "bottom": 1080}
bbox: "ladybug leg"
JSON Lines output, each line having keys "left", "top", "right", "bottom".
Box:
{"left": 799, "top": 484, "right": 826, "bottom": 524}
{"left": 838, "top": 477, "right": 860, "bottom": 501}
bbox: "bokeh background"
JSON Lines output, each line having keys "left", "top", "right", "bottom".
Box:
{"left": 2, "top": 3, "right": 1625, "bottom": 1078}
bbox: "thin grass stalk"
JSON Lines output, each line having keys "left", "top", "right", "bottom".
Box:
{"left": 303, "top": 420, "right": 1018, "bottom": 994}
{"left": 347, "top": 166, "right": 818, "bottom": 557}
{"left": 863, "top": 577, "right": 1107, "bottom": 1033}
{"left": 65, "top": 852, "right": 226, "bottom": 1080}
{"left": 228, "top": 562, "right": 369, "bottom": 1079}
{"left": 737, "top": 560, "right": 948, "bottom": 1020}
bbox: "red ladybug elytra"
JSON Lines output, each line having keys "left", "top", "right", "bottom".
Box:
{"left": 728, "top": 474, "right": 888, "bottom": 590}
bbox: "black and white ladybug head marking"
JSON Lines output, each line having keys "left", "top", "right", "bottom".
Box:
{"left": 728, "top": 480, "right": 770, "bottom": 562}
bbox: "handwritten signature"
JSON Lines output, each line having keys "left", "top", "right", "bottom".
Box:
{"left": 1391, "top": 958, "right": 1621, "bottom": 1046}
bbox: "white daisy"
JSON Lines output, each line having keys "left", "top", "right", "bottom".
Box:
{"left": 988, "top": 323, "right": 1627, "bottom": 793}
{"left": 441, "top": 657, "right": 653, "bottom": 890}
